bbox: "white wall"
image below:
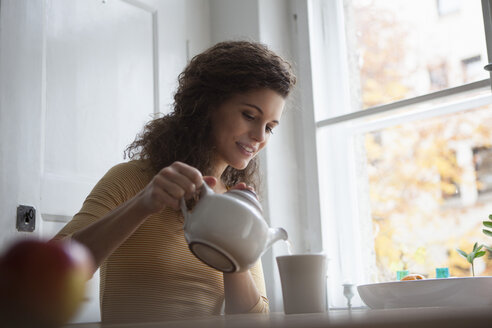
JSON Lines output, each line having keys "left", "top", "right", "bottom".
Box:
{"left": 258, "top": 0, "right": 305, "bottom": 312}
{"left": 135, "top": 0, "right": 212, "bottom": 113}
{"left": 185, "top": 0, "right": 212, "bottom": 60}
{"left": 210, "top": 0, "right": 260, "bottom": 44}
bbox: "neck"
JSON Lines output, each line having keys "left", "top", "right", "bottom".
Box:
{"left": 210, "top": 160, "right": 227, "bottom": 179}
{"left": 210, "top": 162, "right": 228, "bottom": 193}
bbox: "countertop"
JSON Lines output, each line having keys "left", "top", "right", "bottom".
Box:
{"left": 63, "top": 307, "right": 492, "bottom": 328}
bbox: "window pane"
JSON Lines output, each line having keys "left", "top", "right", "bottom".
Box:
{"left": 349, "top": 0, "right": 489, "bottom": 109}
{"left": 364, "top": 103, "right": 492, "bottom": 280}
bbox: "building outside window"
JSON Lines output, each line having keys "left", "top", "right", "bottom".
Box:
{"left": 309, "top": 0, "right": 492, "bottom": 307}
{"left": 474, "top": 146, "right": 492, "bottom": 194}
{"left": 437, "top": 0, "right": 462, "bottom": 16}
{"left": 463, "top": 55, "right": 485, "bottom": 82}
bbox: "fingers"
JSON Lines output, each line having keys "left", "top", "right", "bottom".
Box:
{"left": 142, "top": 162, "right": 204, "bottom": 212}
{"left": 157, "top": 187, "right": 181, "bottom": 211}
{"left": 141, "top": 163, "right": 257, "bottom": 214}
{"left": 169, "top": 162, "right": 203, "bottom": 188}
{"left": 203, "top": 176, "right": 217, "bottom": 188}
{"left": 158, "top": 169, "right": 195, "bottom": 199}
{"left": 140, "top": 178, "right": 180, "bottom": 212}
{"left": 162, "top": 161, "right": 203, "bottom": 193}
{"left": 230, "top": 182, "right": 255, "bottom": 193}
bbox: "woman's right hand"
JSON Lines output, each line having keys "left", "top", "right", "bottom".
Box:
{"left": 136, "top": 161, "right": 205, "bottom": 214}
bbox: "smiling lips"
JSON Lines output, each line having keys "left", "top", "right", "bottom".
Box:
{"left": 237, "top": 142, "right": 256, "bottom": 157}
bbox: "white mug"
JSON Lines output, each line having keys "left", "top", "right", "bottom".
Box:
{"left": 276, "top": 254, "right": 327, "bottom": 314}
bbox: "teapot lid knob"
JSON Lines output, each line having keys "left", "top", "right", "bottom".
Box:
{"left": 226, "top": 189, "right": 263, "bottom": 213}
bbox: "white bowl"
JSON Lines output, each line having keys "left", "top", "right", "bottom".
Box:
{"left": 357, "top": 277, "right": 492, "bottom": 309}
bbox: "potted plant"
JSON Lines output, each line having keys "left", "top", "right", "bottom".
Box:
{"left": 456, "top": 214, "right": 492, "bottom": 276}
{"left": 456, "top": 243, "right": 486, "bottom": 276}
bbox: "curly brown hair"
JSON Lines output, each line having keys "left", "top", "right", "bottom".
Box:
{"left": 125, "top": 40, "right": 296, "bottom": 191}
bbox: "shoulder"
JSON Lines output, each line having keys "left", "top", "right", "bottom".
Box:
{"left": 98, "top": 160, "right": 155, "bottom": 195}
{"left": 105, "top": 160, "right": 154, "bottom": 179}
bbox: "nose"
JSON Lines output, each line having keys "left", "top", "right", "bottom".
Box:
{"left": 250, "top": 124, "right": 266, "bottom": 143}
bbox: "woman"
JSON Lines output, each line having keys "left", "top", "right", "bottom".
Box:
{"left": 53, "top": 40, "right": 296, "bottom": 323}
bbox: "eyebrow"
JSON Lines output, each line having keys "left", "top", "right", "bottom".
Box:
{"left": 242, "top": 102, "right": 280, "bottom": 125}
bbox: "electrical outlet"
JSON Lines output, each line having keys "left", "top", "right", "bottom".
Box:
{"left": 16, "top": 205, "right": 36, "bottom": 232}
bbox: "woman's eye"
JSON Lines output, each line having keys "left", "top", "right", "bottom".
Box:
{"left": 242, "top": 112, "right": 255, "bottom": 120}
{"left": 266, "top": 126, "right": 274, "bottom": 134}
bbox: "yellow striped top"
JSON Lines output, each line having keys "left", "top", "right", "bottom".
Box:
{"left": 52, "top": 160, "right": 269, "bottom": 323}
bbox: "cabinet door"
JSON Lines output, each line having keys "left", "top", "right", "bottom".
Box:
{"left": 41, "top": 0, "right": 157, "bottom": 322}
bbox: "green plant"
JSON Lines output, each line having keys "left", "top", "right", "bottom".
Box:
{"left": 482, "top": 214, "right": 492, "bottom": 253}
{"left": 456, "top": 242, "right": 486, "bottom": 276}
{"left": 483, "top": 214, "right": 492, "bottom": 238}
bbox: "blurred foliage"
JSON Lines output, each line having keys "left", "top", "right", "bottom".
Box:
{"left": 353, "top": 1, "right": 492, "bottom": 281}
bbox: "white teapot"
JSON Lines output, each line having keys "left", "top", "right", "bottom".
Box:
{"left": 180, "top": 182, "right": 288, "bottom": 273}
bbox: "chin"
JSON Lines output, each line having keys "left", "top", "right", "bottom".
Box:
{"left": 229, "top": 159, "right": 250, "bottom": 171}
{"left": 226, "top": 152, "right": 257, "bottom": 171}
{"left": 230, "top": 163, "right": 248, "bottom": 170}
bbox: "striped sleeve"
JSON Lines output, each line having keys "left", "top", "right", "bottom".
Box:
{"left": 52, "top": 161, "right": 149, "bottom": 241}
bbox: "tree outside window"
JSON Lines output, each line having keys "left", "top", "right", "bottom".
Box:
{"left": 350, "top": 0, "right": 492, "bottom": 280}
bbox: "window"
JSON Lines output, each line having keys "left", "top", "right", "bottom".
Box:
{"left": 308, "top": 0, "right": 492, "bottom": 308}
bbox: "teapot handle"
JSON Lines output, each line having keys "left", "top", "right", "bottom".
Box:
{"left": 180, "top": 180, "right": 215, "bottom": 223}
{"left": 201, "top": 179, "right": 215, "bottom": 196}
{"left": 180, "top": 198, "right": 189, "bottom": 222}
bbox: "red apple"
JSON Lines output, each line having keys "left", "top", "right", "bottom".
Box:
{"left": 0, "top": 238, "right": 95, "bottom": 328}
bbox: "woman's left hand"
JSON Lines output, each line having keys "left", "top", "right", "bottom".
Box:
{"left": 230, "top": 182, "right": 255, "bottom": 193}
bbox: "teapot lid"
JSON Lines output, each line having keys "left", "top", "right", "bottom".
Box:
{"left": 226, "top": 189, "right": 263, "bottom": 214}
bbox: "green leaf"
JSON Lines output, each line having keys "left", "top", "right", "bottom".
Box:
{"left": 467, "top": 253, "right": 474, "bottom": 264}
{"left": 483, "top": 221, "right": 492, "bottom": 228}
{"left": 483, "top": 229, "right": 492, "bottom": 237}
{"left": 476, "top": 251, "right": 487, "bottom": 258}
{"left": 476, "top": 244, "right": 484, "bottom": 252}
{"left": 489, "top": 214, "right": 492, "bottom": 220}
{"left": 473, "top": 242, "right": 479, "bottom": 252}
{"left": 456, "top": 248, "right": 468, "bottom": 258}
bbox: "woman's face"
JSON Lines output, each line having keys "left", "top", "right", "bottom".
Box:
{"left": 210, "top": 88, "right": 285, "bottom": 173}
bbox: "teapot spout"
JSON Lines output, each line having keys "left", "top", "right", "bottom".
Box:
{"left": 265, "top": 227, "right": 288, "bottom": 250}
